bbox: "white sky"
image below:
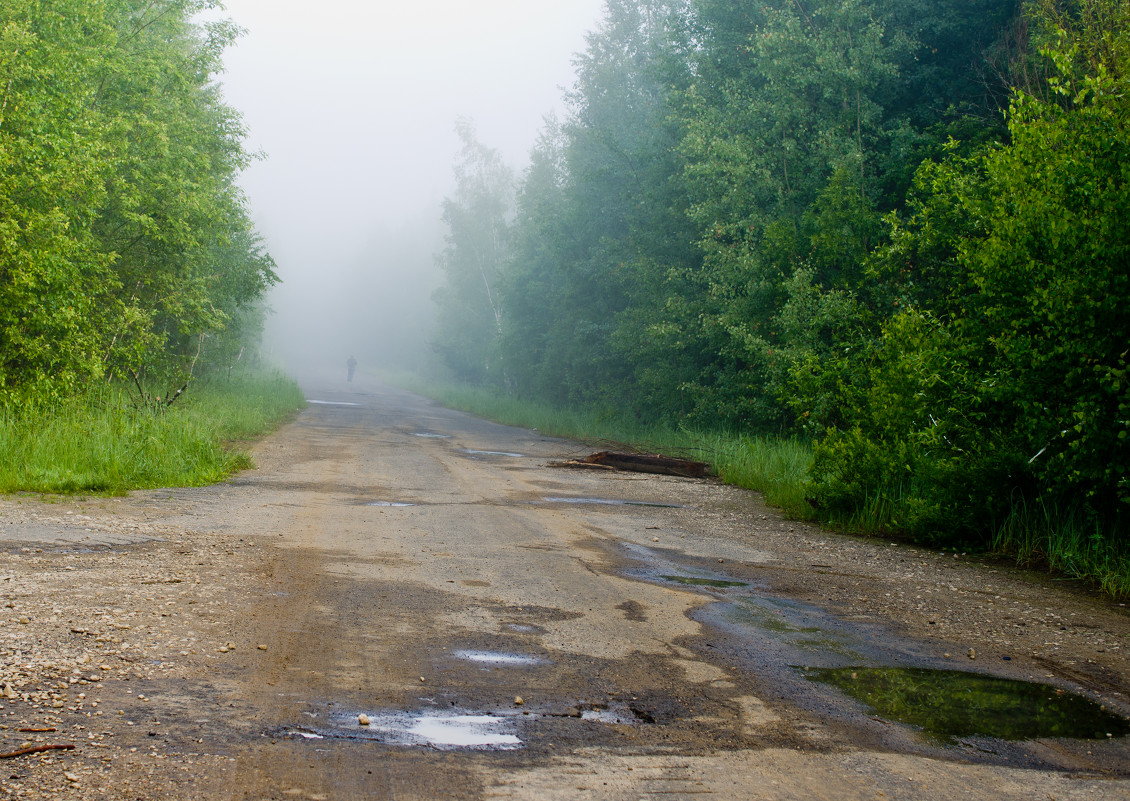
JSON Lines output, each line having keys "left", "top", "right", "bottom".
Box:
{"left": 208, "top": 0, "right": 608, "bottom": 373}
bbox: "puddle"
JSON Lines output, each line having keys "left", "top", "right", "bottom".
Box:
{"left": 365, "top": 501, "right": 416, "bottom": 507}
{"left": 288, "top": 730, "right": 325, "bottom": 740}
{"left": 461, "top": 449, "right": 525, "bottom": 458}
{"left": 302, "top": 710, "right": 523, "bottom": 750}
{"left": 411, "top": 432, "right": 451, "bottom": 439}
{"left": 805, "top": 666, "right": 1130, "bottom": 743}
{"left": 407, "top": 714, "right": 522, "bottom": 748}
{"left": 661, "top": 575, "right": 747, "bottom": 588}
{"left": 452, "top": 650, "right": 547, "bottom": 666}
{"left": 307, "top": 400, "right": 361, "bottom": 407}
{"left": 542, "top": 497, "right": 685, "bottom": 508}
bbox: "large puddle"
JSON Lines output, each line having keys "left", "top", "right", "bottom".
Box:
{"left": 805, "top": 666, "right": 1130, "bottom": 743}
{"left": 624, "top": 543, "right": 1130, "bottom": 747}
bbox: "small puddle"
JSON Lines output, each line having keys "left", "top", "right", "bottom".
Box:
{"left": 364, "top": 501, "right": 416, "bottom": 507}
{"left": 294, "top": 710, "right": 523, "bottom": 750}
{"left": 453, "top": 650, "right": 547, "bottom": 666}
{"left": 661, "top": 575, "right": 747, "bottom": 588}
{"left": 461, "top": 449, "right": 525, "bottom": 458}
{"left": 411, "top": 432, "right": 451, "bottom": 439}
{"left": 805, "top": 666, "right": 1130, "bottom": 743}
{"left": 542, "top": 497, "right": 685, "bottom": 508}
{"left": 307, "top": 400, "right": 361, "bottom": 407}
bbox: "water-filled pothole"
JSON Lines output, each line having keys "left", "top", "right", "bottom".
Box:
{"left": 661, "top": 575, "right": 747, "bottom": 588}
{"left": 308, "top": 400, "right": 361, "bottom": 407}
{"left": 542, "top": 497, "right": 685, "bottom": 508}
{"left": 411, "top": 432, "right": 451, "bottom": 439}
{"left": 364, "top": 501, "right": 416, "bottom": 507}
{"left": 291, "top": 711, "right": 522, "bottom": 750}
{"left": 805, "top": 666, "right": 1130, "bottom": 743}
{"left": 452, "top": 650, "right": 548, "bottom": 666}
{"left": 461, "top": 449, "right": 525, "bottom": 458}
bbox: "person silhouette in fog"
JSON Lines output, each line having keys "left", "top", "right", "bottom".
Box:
{"left": 347, "top": 355, "right": 357, "bottom": 382}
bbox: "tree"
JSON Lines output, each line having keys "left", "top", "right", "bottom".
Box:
{"left": 432, "top": 120, "right": 514, "bottom": 384}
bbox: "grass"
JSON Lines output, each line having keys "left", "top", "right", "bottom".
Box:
{"left": 992, "top": 498, "right": 1130, "bottom": 600}
{"left": 0, "top": 370, "right": 304, "bottom": 494}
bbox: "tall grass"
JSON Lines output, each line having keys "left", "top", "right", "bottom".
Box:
{"left": 993, "top": 498, "right": 1130, "bottom": 599}
{"left": 0, "top": 371, "right": 304, "bottom": 494}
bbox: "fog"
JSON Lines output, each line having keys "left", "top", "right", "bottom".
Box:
{"left": 210, "top": 0, "right": 607, "bottom": 379}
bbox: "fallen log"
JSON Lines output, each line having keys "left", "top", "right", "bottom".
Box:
{"left": 578, "top": 451, "right": 710, "bottom": 478}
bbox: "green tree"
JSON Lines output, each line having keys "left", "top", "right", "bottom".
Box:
{"left": 432, "top": 120, "right": 514, "bottom": 384}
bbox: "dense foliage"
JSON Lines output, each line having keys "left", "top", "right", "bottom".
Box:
{"left": 0, "top": 0, "right": 275, "bottom": 406}
{"left": 432, "top": 0, "right": 1128, "bottom": 561}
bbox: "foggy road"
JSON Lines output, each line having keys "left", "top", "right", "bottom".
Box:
{"left": 2, "top": 375, "right": 1129, "bottom": 799}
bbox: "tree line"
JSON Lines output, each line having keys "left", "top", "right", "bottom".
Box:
{"left": 433, "top": 0, "right": 1128, "bottom": 551}
{"left": 0, "top": 0, "right": 275, "bottom": 407}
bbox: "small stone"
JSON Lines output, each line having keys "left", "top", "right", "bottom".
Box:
{"left": 358, "top": 714, "right": 370, "bottom": 726}
{"left": 943, "top": 653, "right": 951, "bottom": 659}
{"left": 967, "top": 648, "right": 976, "bottom": 660}
{"left": 18, "top": 617, "right": 29, "bottom": 625}
{"left": 652, "top": 537, "right": 660, "bottom": 542}
{"left": 218, "top": 647, "right": 229, "bottom": 653}
{"left": 718, "top": 559, "right": 724, "bottom": 563}
{"left": 514, "top": 696, "right": 524, "bottom": 706}
{"left": 64, "top": 772, "right": 80, "bottom": 783}
{"left": 257, "top": 644, "right": 268, "bottom": 651}
{"left": 419, "top": 677, "right": 425, "bottom": 682}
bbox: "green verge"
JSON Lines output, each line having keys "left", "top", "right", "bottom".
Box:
{"left": 399, "top": 375, "right": 1130, "bottom": 600}
{"left": 0, "top": 371, "right": 304, "bottom": 494}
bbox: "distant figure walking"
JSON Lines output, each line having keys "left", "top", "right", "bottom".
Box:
{"left": 346, "top": 355, "right": 357, "bottom": 382}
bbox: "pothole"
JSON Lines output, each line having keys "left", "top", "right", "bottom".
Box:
{"left": 307, "top": 400, "right": 361, "bottom": 407}
{"left": 452, "top": 650, "right": 548, "bottom": 666}
{"left": 461, "top": 449, "right": 525, "bottom": 458}
{"left": 410, "top": 432, "right": 451, "bottom": 439}
{"left": 804, "top": 666, "right": 1130, "bottom": 743}
{"left": 364, "top": 501, "right": 416, "bottom": 507}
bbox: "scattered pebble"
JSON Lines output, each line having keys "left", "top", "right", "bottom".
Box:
{"left": 358, "top": 714, "right": 370, "bottom": 726}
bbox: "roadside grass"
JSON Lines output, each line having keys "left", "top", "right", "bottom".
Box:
{"left": 992, "top": 499, "right": 1130, "bottom": 600}
{"left": 398, "top": 375, "right": 1130, "bottom": 599}
{"left": 0, "top": 371, "right": 304, "bottom": 494}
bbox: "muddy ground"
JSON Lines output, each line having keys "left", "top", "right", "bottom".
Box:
{"left": 0, "top": 376, "right": 1127, "bottom": 800}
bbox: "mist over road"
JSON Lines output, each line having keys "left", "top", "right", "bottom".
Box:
{"left": 1, "top": 374, "right": 1128, "bottom": 799}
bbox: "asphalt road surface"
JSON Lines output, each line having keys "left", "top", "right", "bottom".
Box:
{"left": 1, "top": 373, "right": 1128, "bottom": 799}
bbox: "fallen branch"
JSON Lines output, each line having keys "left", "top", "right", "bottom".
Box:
{"left": 0, "top": 744, "right": 75, "bottom": 759}
{"left": 546, "top": 460, "right": 617, "bottom": 471}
